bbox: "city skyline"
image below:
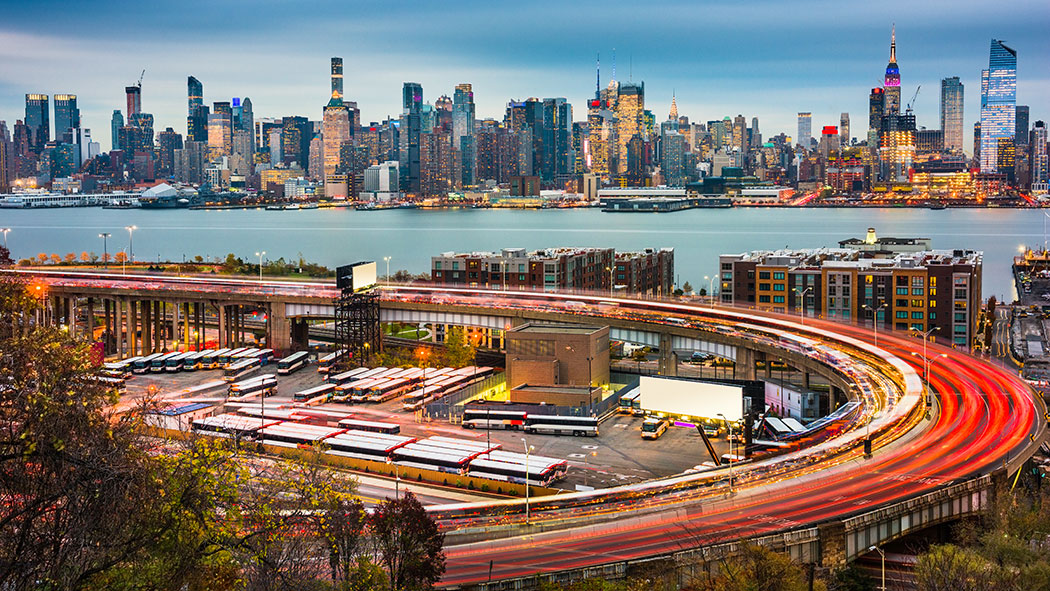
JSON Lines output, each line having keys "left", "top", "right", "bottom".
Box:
{"left": 1, "top": 0, "right": 1047, "bottom": 154}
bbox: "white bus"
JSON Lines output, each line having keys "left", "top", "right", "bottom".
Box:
{"left": 293, "top": 383, "right": 337, "bottom": 403}
{"left": 218, "top": 347, "right": 252, "bottom": 367}
{"left": 91, "top": 375, "right": 127, "bottom": 395}
{"left": 467, "top": 457, "right": 567, "bottom": 487}
{"left": 336, "top": 418, "right": 401, "bottom": 434}
{"left": 151, "top": 351, "right": 182, "bottom": 373}
{"left": 317, "top": 349, "right": 347, "bottom": 374}
{"left": 131, "top": 353, "right": 164, "bottom": 374}
{"left": 223, "top": 358, "right": 262, "bottom": 382}
{"left": 181, "top": 350, "right": 213, "bottom": 372}
{"left": 524, "top": 414, "right": 599, "bottom": 437}
{"left": 618, "top": 389, "right": 641, "bottom": 414}
{"left": 328, "top": 367, "right": 370, "bottom": 385}
{"left": 200, "top": 348, "right": 230, "bottom": 369}
{"left": 228, "top": 375, "right": 277, "bottom": 398}
{"left": 277, "top": 351, "right": 310, "bottom": 375}
{"left": 641, "top": 417, "right": 670, "bottom": 440}
{"left": 461, "top": 409, "right": 527, "bottom": 430}
{"left": 165, "top": 351, "right": 197, "bottom": 373}
{"left": 100, "top": 357, "right": 139, "bottom": 379}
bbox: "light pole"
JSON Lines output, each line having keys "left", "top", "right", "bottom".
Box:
{"left": 383, "top": 256, "right": 392, "bottom": 282}
{"left": 521, "top": 437, "right": 534, "bottom": 525}
{"left": 869, "top": 545, "right": 885, "bottom": 591}
{"left": 862, "top": 301, "right": 887, "bottom": 347}
{"left": 501, "top": 260, "right": 507, "bottom": 291}
{"left": 125, "top": 225, "right": 137, "bottom": 262}
{"left": 794, "top": 287, "right": 812, "bottom": 324}
{"left": 606, "top": 265, "right": 614, "bottom": 296}
{"left": 704, "top": 275, "right": 716, "bottom": 304}
{"left": 120, "top": 248, "right": 127, "bottom": 276}
{"left": 255, "top": 251, "right": 266, "bottom": 282}
{"left": 1, "top": 227, "right": 10, "bottom": 249}
{"left": 717, "top": 413, "right": 734, "bottom": 494}
{"left": 919, "top": 326, "right": 939, "bottom": 407}
{"left": 98, "top": 233, "right": 111, "bottom": 267}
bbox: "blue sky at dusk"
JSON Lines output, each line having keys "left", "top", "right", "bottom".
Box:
{"left": 0, "top": 0, "right": 1046, "bottom": 152}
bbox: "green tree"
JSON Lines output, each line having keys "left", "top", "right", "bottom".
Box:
{"left": 443, "top": 326, "right": 475, "bottom": 368}
{"left": 689, "top": 544, "right": 823, "bottom": 591}
{"left": 369, "top": 492, "right": 445, "bottom": 591}
{"left": 682, "top": 281, "right": 693, "bottom": 294}
{"left": 916, "top": 544, "right": 999, "bottom": 591}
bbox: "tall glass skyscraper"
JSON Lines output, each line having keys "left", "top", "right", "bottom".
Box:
{"left": 979, "top": 39, "right": 1016, "bottom": 173}
{"left": 797, "top": 112, "right": 812, "bottom": 149}
{"left": 939, "top": 77, "right": 964, "bottom": 153}
{"left": 53, "top": 94, "right": 80, "bottom": 145}
{"left": 24, "top": 93, "right": 49, "bottom": 153}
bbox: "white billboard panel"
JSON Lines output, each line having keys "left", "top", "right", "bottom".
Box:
{"left": 638, "top": 376, "right": 743, "bottom": 422}
{"left": 352, "top": 261, "right": 377, "bottom": 291}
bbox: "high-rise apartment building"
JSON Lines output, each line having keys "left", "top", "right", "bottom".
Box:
{"left": 979, "top": 39, "right": 1017, "bottom": 174}
{"left": 542, "top": 97, "right": 573, "bottom": 183}
{"left": 1032, "top": 121, "right": 1048, "bottom": 193}
{"left": 157, "top": 127, "right": 182, "bottom": 177}
{"left": 883, "top": 26, "right": 901, "bottom": 116}
{"left": 208, "top": 101, "right": 232, "bottom": 160}
{"left": 110, "top": 110, "right": 123, "bottom": 151}
{"left": 839, "top": 113, "right": 850, "bottom": 147}
{"left": 1016, "top": 105, "right": 1030, "bottom": 147}
{"left": 53, "top": 94, "right": 80, "bottom": 145}
{"left": 24, "top": 94, "right": 49, "bottom": 153}
{"left": 940, "top": 77, "right": 964, "bottom": 153}
{"left": 868, "top": 88, "right": 885, "bottom": 135}
{"left": 401, "top": 82, "right": 423, "bottom": 194}
{"left": 125, "top": 86, "right": 141, "bottom": 120}
{"left": 879, "top": 113, "right": 916, "bottom": 182}
{"left": 452, "top": 83, "right": 476, "bottom": 186}
{"left": 732, "top": 114, "right": 747, "bottom": 155}
{"left": 797, "top": 113, "right": 812, "bottom": 149}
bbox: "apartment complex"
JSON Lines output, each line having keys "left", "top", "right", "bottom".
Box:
{"left": 431, "top": 247, "right": 673, "bottom": 295}
{"left": 718, "top": 247, "right": 982, "bottom": 348}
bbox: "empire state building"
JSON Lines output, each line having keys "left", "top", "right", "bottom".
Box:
{"left": 883, "top": 25, "right": 901, "bottom": 116}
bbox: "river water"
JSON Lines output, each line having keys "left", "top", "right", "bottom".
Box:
{"left": 1, "top": 206, "right": 1039, "bottom": 300}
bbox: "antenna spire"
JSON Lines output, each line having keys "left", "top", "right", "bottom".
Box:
{"left": 889, "top": 23, "right": 897, "bottom": 62}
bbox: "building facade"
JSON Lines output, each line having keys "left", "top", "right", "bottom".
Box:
{"left": 940, "top": 77, "right": 964, "bottom": 153}
{"left": 979, "top": 39, "right": 1017, "bottom": 174}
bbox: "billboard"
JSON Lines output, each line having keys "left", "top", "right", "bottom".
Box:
{"left": 638, "top": 376, "right": 744, "bottom": 422}
{"left": 336, "top": 261, "right": 377, "bottom": 292}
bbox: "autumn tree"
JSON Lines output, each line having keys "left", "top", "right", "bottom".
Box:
{"left": 113, "top": 251, "right": 127, "bottom": 263}
{"left": 443, "top": 325, "right": 475, "bottom": 367}
{"left": 50, "top": 253, "right": 62, "bottom": 265}
{"left": 369, "top": 492, "right": 446, "bottom": 590}
{"left": 64, "top": 252, "right": 77, "bottom": 264}
{"left": 80, "top": 251, "right": 90, "bottom": 262}
{"left": 688, "top": 544, "right": 823, "bottom": 591}
{"left": 37, "top": 252, "right": 48, "bottom": 264}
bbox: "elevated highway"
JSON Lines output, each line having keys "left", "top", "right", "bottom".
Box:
{"left": 4, "top": 269, "right": 1044, "bottom": 588}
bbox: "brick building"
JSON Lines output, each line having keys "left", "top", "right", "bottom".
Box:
{"left": 505, "top": 323, "right": 610, "bottom": 393}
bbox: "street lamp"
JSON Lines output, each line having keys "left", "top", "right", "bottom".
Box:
{"left": 862, "top": 301, "right": 887, "bottom": 347}
{"left": 605, "top": 265, "right": 614, "bottom": 296}
{"left": 868, "top": 545, "right": 885, "bottom": 591}
{"left": 98, "top": 233, "right": 111, "bottom": 267}
{"left": 120, "top": 248, "right": 127, "bottom": 276}
{"left": 794, "top": 287, "right": 812, "bottom": 324}
{"left": 521, "top": 437, "right": 534, "bottom": 525}
{"left": 0, "top": 227, "right": 10, "bottom": 249}
{"left": 125, "top": 225, "right": 137, "bottom": 262}
{"left": 255, "top": 251, "right": 266, "bottom": 282}
{"left": 717, "top": 413, "right": 734, "bottom": 495}
{"left": 918, "top": 326, "right": 940, "bottom": 406}
{"left": 383, "top": 256, "right": 392, "bottom": 282}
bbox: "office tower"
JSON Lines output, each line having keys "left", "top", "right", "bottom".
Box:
{"left": 24, "top": 94, "right": 49, "bottom": 153}
{"left": 157, "top": 127, "right": 182, "bottom": 177}
{"left": 188, "top": 105, "right": 209, "bottom": 143}
{"left": 797, "top": 113, "right": 812, "bottom": 149}
{"left": 869, "top": 88, "right": 885, "bottom": 134}
{"left": 587, "top": 98, "right": 614, "bottom": 178}
{"left": 53, "top": 94, "right": 80, "bottom": 145}
{"left": 323, "top": 58, "right": 351, "bottom": 198}
{"left": 879, "top": 113, "right": 916, "bottom": 182}
{"left": 207, "top": 102, "right": 232, "bottom": 160}
{"left": 1032, "top": 121, "right": 1048, "bottom": 192}
{"left": 839, "top": 113, "right": 850, "bottom": 146}
{"left": 331, "top": 57, "right": 343, "bottom": 102}
{"left": 401, "top": 82, "right": 423, "bottom": 194}
{"left": 661, "top": 131, "right": 685, "bottom": 186}
{"left": 973, "top": 122, "right": 981, "bottom": 162}
{"left": 883, "top": 25, "right": 901, "bottom": 116}
{"left": 80, "top": 128, "right": 99, "bottom": 165}
{"left": 111, "top": 110, "right": 124, "bottom": 151}
{"left": 979, "top": 39, "right": 1017, "bottom": 173}
{"left": 188, "top": 76, "right": 203, "bottom": 116}
{"left": 614, "top": 82, "right": 644, "bottom": 174}
{"left": 452, "top": 84, "right": 476, "bottom": 186}
{"left": 125, "top": 86, "right": 141, "bottom": 120}
{"left": 174, "top": 141, "right": 207, "bottom": 184}
{"left": 281, "top": 116, "right": 311, "bottom": 168}
{"left": 751, "top": 117, "right": 761, "bottom": 147}
{"left": 1016, "top": 106, "right": 1030, "bottom": 147}
{"left": 233, "top": 97, "right": 254, "bottom": 153}
{"left": 940, "top": 77, "right": 964, "bottom": 153}
{"left": 732, "top": 114, "right": 747, "bottom": 154}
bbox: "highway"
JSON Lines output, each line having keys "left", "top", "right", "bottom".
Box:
{"left": 6, "top": 269, "right": 1043, "bottom": 586}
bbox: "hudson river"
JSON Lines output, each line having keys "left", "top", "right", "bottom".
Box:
{"left": 3, "top": 206, "right": 1040, "bottom": 300}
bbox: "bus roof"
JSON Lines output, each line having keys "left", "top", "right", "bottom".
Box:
{"left": 279, "top": 350, "right": 310, "bottom": 363}
{"left": 296, "top": 383, "right": 337, "bottom": 396}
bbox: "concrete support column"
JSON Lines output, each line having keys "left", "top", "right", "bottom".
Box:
{"left": 217, "top": 304, "right": 226, "bottom": 349}
{"left": 130, "top": 299, "right": 139, "bottom": 356}
{"left": 183, "top": 303, "right": 191, "bottom": 350}
{"left": 194, "top": 303, "right": 203, "bottom": 350}
{"left": 803, "top": 372, "right": 811, "bottom": 389}
{"left": 268, "top": 302, "right": 291, "bottom": 355}
{"left": 172, "top": 301, "right": 179, "bottom": 351}
{"left": 764, "top": 354, "right": 773, "bottom": 380}
{"left": 154, "top": 301, "right": 163, "bottom": 350}
{"left": 291, "top": 318, "right": 309, "bottom": 351}
{"left": 657, "top": 333, "right": 678, "bottom": 377}
{"left": 86, "top": 297, "right": 95, "bottom": 341}
{"left": 735, "top": 348, "right": 757, "bottom": 380}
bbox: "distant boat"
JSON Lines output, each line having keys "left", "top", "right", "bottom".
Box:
{"left": 929, "top": 203, "right": 947, "bottom": 210}
{"left": 265, "top": 204, "right": 284, "bottom": 210}
{"left": 284, "top": 203, "right": 301, "bottom": 210}
{"left": 301, "top": 202, "right": 319, "bottom": 209}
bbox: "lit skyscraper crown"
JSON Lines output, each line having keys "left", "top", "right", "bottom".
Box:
{"left": 884, "top": 25, "right": 900, "bottom": 88}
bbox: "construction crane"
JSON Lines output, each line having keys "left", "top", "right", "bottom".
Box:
{"left": 136, "top": 69, "right": 145, "bottom": 89}
{"left": 906, "top": 85, "right": 921, "bottom": 114}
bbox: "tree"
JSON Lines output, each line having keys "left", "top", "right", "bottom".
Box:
{"left": 80, "top": 251, "right": 90, "bottom": 262}
{"left": 113, "top": 252, "right": 127, "bottom": 264}
{"left": 0, "top": 245, "right": 12, "bottom": 267}
{"left": 37, "top": 252, "right": 48, "bottom": 264}
{"left": 682, "top": 281, "right": 693, "bottom": 294}
{"left": 443, "top": 326, "right": 475, "bottom": 367}
{"left": 50, "top": 253, "right": 62, "bottom": 265}
{"left": 369, "top": 492, "right": 445, "bottom": 590}
{"left": 64, "top": 252, "right": 77, "bottom": 264}
{"left": 916, "top": 545, "right": 999, "bottom": 591}
{"left": 699, "top": 288, "right": 708, "bottom": 296}
{"left": 689, "top": 544, "right": 823, "bottom": 591}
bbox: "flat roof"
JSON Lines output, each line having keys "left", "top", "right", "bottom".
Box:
{"left": 509, "top": 323, "right": 605, "bottom": 335}
{"left": 511, "top": 384, "right": 600, "bottom": 394}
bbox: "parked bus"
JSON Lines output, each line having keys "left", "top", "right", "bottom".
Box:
{"left": 100, "top": 357, "right": 139, "bottom": 379}
{"left": 131, "top": 353, "right": 164, "bottom": 374}
{"left": 182, "top": 380, "right": 228, "bottom": 398}
{"left": 91, "top": 375, "right": 127, "bottom": 395}
{"left": 293, "top": 383, "right": 337, "bottom": 403}
{"left": 223, "top": 357, "right": 262, "bottom": 382}
{"left": 366, "top": 378, "right": 411, "bottom": 403}
{"left": 618, "top": 389, "right": 640, "bottom": 414}
{"left": 165, "top": 351, "right": 197, "bottom": 373}
{"left": 200, "top": 348, "right": 230, "bottom": 369}
{"left": 467, "top": 457, "right": 567, "bottom": 487}
{"left": 181, "top": 350, "right": 212, "bottom": 372}
{"left": 402, "top": 385, "right": 442, "bottom": 411}
{"left": 228, "top": 375, "right": 277, "bottom": 398}
{"left": 218, "top": 347, "right": 251, "bottom": 367}
{"left": 462, "top": 409, "right": 527, "bottom": 430}
{"left": 277, "top": 351, "right": 310, "bottom": 375}
{"left": 326, "top": 432, "right": 412, "bottom": 462}
{"left": 390, "top": 446, "right": 473, "bottom": 474}
{"left": 336, "top": 418, "right": 401, "bottom": 434}
{"left": 524, "top": 414, "right": 599, "bottom": 437}
{"left": 641, "top": 417, "right": 670, "bottom": 440}
{"left": 316, "top": 349, "right": 347, "bottom": 374}
{"left": 151, "top": 351, "right": 181, "bottom": 373}
{"left": 238, "top": 348, "right": 274, "bottom": 365}
{"left": 328, "top": 367, "right": 370, "bottom": 385}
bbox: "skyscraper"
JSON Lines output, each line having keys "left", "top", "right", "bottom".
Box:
{"left": 979, "top": 39, "right": 1017, "bottom": 173}
{"left": 24, "top": 94, "right": 49, "bottom": 153}
{"left": 732, "top": 114, "right": 747, "bottom": 155}
{"left": 797, "top": 112, "right": 812, "bottom": 149}
{"left": 839, "top": 113, "right": 850, "bottom": 147}
{"left": 208, "top": 101, "right": 232, "bottom": 160}
{"left": 331, "top": 57, "right": 343, "bottom": 102}
{"left": 323, "top": 58, "right": 351, "bottom": 198}
{"left": 1032, "top": 121, "right": 1048, "bottom": 192}
{"left": 53, "top": 94, "right": 80, "bottom": 145}
{"left": 542, "top": 97, "right": 573, "bottom": 182}
{"left": 401, "top": 82, "right": 423, "bottom": 194}
{"left": 111, "top": 110, "right": 124, "bottom": 151}
{"left": 452, "top": 83, "right": 476, "bottom": 186}
{"left": 125, "top": 86, "right": 141, "bottom": 120}
{"left": 883, "top": 25, "right": 901, "bottom": 116}
{"left": 940, "top": 77, "right": 964, "bottom": 153}
{"left": 614, "top": 82, "right": 644, "bottom": 174}
{"left": 188, "top": 77, "right": 203, "bottom": 117}
{"left": 1016, "top": 105, "right": 1030, "bottom": 147}
{"left": 868, "top": 88, "right": 885, "bottom": 133}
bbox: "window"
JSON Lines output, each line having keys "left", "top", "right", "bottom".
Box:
{"left": 829, "top": 286, "right": 838, "bottom": 296}
{"left": 954, "top": 313, "right": 966, "bottom": 322}
{"left": 866, "top": 275, "right": 873, "bottom": 284}
{"left": 452, "top": 261, "right": 460, "bottom": 270}
{"left": 896, "top": 287, "right": 909, "bottom": 295}
{"left": 841, "top": 275, "right": 851, "bottom": 285}
{"left": 759, "top": 295, "right": 771, "bottom": 303}
{"left": 773, "top": 296, "right": 785, "bottom": 303}
{"left": 759, "top": 271, "right": 771, "bottom": 280}
{"left": 929, "top": 311, "right": 936, "bottom": 320}
{"left": 912, "top": 277, "right": 925, "bottom": 287}
{"left": 773, "top": 284, "right": 785, "bottom": 291}
{"left": 911, "top": 323, "right": 925, "bottom": 331}
{"left": 954, "top": 289, "right": 967, "bottom": 299}
{"left": 828, "top": 275, "right": 837, "bottom": 284}
{"left": 895, "top": 299, "right": 907, "bottom": 307}
{"left": 722, "top": 272, "right": 732, "bottom": 280}
{"left": 435, "top": 261, "right": 442, "bottom": 270}
{"left": 911, "top": 299, "right": 924, "bottom": 308}
{"left": 896, "top": 322, "right": 908, "bottom": 330}
{"left": 912, "top": 288, "right": 924, "bottom": 295}
{"left": 895, "top": 311, "right": 908, "bottom": 319}
{"left": 954, "top": 277, "right": 967, "bottom": 285}
{"left": 468, "top": 272, "right": 477, "bottom": 279}
{"left": 896, "top": 276, "right": 907, "bottom": 286}
{"left": 930, "top": 288, "right": 937, "bottom": 296}
{"left": 930, "top": 300, "right": 937, "bottom": 308}
{"left": 954, "top": 325, "right": 967, "bottom": 334}
{"left": 434, "top": 271, "right": 442, "bottom": 277}
{"left": 773, "top": 272, "right": 785, "bottom": 280}
{"left": 519, "top": 274, "right": 526, "bottom": 281}
{"left": 930, "top": 277, "right": 937, "bottom": 287}
{"left": 518, "top": 264, "right": 525, "bottom": 273}
{"left": 759, "top": 283, "right": 770, "bottom": 291}
{"left": 722, "top": 263, "right": 732, "bottom": 270}
{"left": 747, "top": 270, "right": 755, "bottom": 279}
{"left": 841, "top": 286, "right": 850, "bottom": 297}
{"left": 911, "top": 311, "right": 924, "bottom": 319}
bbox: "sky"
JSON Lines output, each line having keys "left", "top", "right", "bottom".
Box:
{"left": 0, "top": 0, "right": 1047, "bottom": 154}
